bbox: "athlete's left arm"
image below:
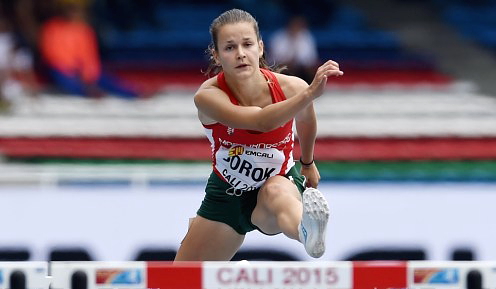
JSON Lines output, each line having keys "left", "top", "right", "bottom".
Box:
{"left": 295, "top": 101, "right": 320, "bottom": 188}
{"left": 279, "top": 74, "right": 321, "bottom": 188}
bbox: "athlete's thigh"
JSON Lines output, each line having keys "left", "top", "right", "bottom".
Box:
{"left": 175, "top": 215, "right": 245, "bottom": 261}
{"left": 251, "top": 175, "right": 301, "bottom": 234}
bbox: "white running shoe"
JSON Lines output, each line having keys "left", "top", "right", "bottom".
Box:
{"left": 298, "top": 187, "right": 330, "bottom": 258}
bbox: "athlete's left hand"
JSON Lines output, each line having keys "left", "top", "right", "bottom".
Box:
{"left": 300, "top": 163, "right": 321, "bottom": 188}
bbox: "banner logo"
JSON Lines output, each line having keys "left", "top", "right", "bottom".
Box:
{"left": 96, "top": 269, "right": 143, "bottom": 285}
{"left": 414, "top": 268, "right": 459, "bottom": 284}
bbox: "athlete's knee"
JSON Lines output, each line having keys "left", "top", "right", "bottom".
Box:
{"left": 260, "top": 177, "right": 287, "bottom": 203}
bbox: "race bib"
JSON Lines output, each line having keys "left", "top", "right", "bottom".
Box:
{"left": 215, "top": 145, "right": 287, "bottom": 190}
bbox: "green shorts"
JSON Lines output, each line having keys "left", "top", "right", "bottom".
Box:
{"left": 197, "top": 165, "right": 306, "bottom": 235}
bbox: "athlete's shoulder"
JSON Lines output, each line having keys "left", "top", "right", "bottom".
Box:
{"left": 272, "top": 72, "right": 309, "bottom": 98}
{"left": 194, "top": 75, "right": 227, "bottom": 125}
{"left": 194, "top": 74, "right": 231, "bottom": 113}
{"left": 195, "top": 75, "right": 225, "bottom": 99}
{"left": 197, "top": 75, "right": 220, "bottom": 91}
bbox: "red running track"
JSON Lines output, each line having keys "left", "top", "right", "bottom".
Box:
{"left": 1, "top": 137, "right": 496, "bottom": 161}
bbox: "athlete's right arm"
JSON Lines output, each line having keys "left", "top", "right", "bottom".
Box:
{"left": 194, "top": 84, "right": 313, "bottom": 132}
{"left": 194, "top": 60, "right": 342, "bottom": 132}
{"left": 194, "top": 61, "right": 343, "bottom": 132}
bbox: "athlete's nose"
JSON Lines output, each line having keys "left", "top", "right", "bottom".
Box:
{"left": 236, "top": 47, "right": 246, "bottom": 59}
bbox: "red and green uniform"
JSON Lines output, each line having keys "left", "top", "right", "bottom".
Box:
{"left": 198, "top": 69, "right": 305, "bottom": 235}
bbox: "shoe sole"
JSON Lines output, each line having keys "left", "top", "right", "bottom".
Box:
{"left": 301, "top": 188, "right": 330, "bottom": 258}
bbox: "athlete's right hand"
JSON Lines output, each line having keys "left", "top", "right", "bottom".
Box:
{"left": 308, "top": 60, "right": 343, "bottom": 99}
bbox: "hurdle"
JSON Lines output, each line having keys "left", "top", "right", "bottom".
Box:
{"left": 0, "top": 260, "right": 490, "bottom": 289}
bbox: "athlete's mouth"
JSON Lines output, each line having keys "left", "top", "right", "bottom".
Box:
{"left": 236, "top": 64, "right": 249, "bottom": 68}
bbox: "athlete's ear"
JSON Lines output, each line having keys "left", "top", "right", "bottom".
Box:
{"left": 258, "top": 40, "right": 264, "bottom": 58}
{"left": 214, "top": 54, "right": 220, "bottom": 66}
{"left": 212, "top": 47, "right": 220, "bottom": 66}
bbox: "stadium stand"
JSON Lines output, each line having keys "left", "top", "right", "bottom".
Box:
{"left": 87, "top": 1, "right": 452, "bottom": 89}
{"left": 1, "top": 0, "right": 496, "bottom": 265}
{"left": 0, "top": 1, "right": 495, "bottom": 184}
{"left": 437, "top": 0, "right": 496, "bottom": 51}
{"left": 348, "top": 0, "right": 496, "bottom": 96}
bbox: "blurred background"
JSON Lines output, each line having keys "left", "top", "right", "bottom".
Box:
{"left": 0, "top": 0, "right": 495, "bottom": 262}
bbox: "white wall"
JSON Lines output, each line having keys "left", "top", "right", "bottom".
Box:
{"left": 1, "top": 183, "right": 494, "bottom": 261}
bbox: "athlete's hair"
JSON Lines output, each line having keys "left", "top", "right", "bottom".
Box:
{"left": 205, "top": 9, "right": 282, "bottom": 76}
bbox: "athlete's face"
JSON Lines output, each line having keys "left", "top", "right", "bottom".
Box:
{"left": 214, "top": 22, "right": 264, "bottom": 77}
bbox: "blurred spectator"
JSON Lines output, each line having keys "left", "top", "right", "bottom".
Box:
{"left": 39, "top": 0, "right": 141, "bottom": 99}
{"left": 0, "top": 9, "right": 40, "bottom": 112}
{"left": 268, "top": 15, "right": 319, "bottom": 84}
